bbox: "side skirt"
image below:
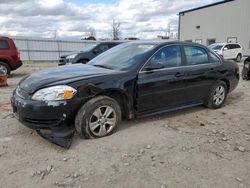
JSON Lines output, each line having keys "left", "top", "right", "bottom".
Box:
{"left": 135, "top": 102, "right": 204, "bottom": 118}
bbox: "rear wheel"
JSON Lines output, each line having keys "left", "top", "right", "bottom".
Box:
{"left": 206, "top": 81, "right": 227, "bottom": 109}
{"left": 0, "top": 62, "right": 10, "bottom": 75}
{"left": 235, "top": 54, "right": 242, "bottom": 62}
{"left": 75, "top": 96, "right": 121, "bottom": 139}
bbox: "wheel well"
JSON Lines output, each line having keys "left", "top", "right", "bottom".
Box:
{"left": 220, "top": 79, "right": 230, "bottom": 92}
{"left": 97, "top": 91, "right": 131, "bottom": 119}
{"left": 0, "top": 59, "right": 11, "bottom": 69}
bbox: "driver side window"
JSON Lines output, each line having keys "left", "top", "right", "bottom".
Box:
{"left": 147, "top": 46, "right": 182, "bottom": 69}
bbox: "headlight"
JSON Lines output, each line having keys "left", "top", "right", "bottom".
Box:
{"left": 32, "top": 85, "right": 77, "bottom": 101}
{"left": 66, "top": 54, "right": 78, "bottom": 59}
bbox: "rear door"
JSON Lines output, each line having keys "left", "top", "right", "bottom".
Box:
{"left": 182, "top": 45, "right": 221, "bottom": 103}
{"left": 136, "top": 45, "right": 187, "bottom": 114}
{"left": 232, "top": 44, "right": 242, "bottom": 58}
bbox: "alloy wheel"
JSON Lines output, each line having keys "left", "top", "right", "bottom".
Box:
{"left": 0, "top": 65, "right": 8, "bottom": 74}
{"left": 213, "top": 86, "right": 225, "bottom": 106}
{"left": 89, "top": 105, "right": 117, "bottom": 137}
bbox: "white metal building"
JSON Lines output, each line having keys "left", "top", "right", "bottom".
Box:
{"left": 178, "top": 0, "right": 250, "bottom": 55}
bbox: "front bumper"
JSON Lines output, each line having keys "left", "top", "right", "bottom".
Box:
{"left": 11, "top": 90, "right": 86, "bottom": 148}
{"left": 11, "top": 92, "right": 84, "bottom": 129}
{"left": 58, "top": 58, "right": 76, "bottom": 66}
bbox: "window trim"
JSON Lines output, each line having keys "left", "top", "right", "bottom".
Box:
{"left": 182, "top": 45, "right": 210, "bottom": 66}
{"left": 139, "top": 44, "right": 183, "bottom": 73}
{"left": 139, "top": 44, "right": 222, "bottom": 74}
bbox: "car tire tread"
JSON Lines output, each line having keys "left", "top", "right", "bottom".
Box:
{"left": 206, "top": 81, "right": 228, "bottom": 109}
{"left": 75, "top": 95, "right": 121, "bottom": 139}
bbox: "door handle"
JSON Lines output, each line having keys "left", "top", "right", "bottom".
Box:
{"left": 175, "top": 72, "right": 185, "bottom": 77}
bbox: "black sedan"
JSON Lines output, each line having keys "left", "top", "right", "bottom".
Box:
{"left": 11, "top": 41, "right": 239, "bottom": 148}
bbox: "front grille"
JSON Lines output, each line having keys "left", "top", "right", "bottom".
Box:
{"left": 16, "top": 87, "right": 29, "bottom": 99}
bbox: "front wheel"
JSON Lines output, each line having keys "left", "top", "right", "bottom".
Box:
{"left": 75, "top": 96, "right": 121, "bottom": 139}
{"left": 235, "top": 54, "right": 242, "bottom": 62}
{"left": 206, "top": 81, "right": 228, "bottom": 109}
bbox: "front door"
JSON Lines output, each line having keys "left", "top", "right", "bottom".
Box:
{"left": 136, "top": 45, "right": 187, "bottom": 115}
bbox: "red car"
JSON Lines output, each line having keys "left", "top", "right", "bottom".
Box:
{"left": 0, "top": 36, "right": 22, "bottom": 75}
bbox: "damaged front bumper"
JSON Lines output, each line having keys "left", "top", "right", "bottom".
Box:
{"left": 37, "top": 126, "right": 75, "bottom": 148}
{"left": 11, "top": 89, "right": 86, "bottom": 148}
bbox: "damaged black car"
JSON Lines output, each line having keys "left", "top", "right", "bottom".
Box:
{"left": 11, "top": 41, "right": 239, "bottom": 148}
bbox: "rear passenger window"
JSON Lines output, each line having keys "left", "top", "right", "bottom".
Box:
{"left": 0, "top": 40, "right": 9, "bottom": 49}
{"left": 149, "top": 46, "right": 182, "bottom": 68}
{"left": 184, "top": 46, "right": 209, "bottom": 65}
{"left": 233, "top": 44, "right": 241, "bottom": 49}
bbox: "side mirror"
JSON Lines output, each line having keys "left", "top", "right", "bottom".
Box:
{"left": 223, "top": 47, "right": 228, "bottom": 51}
{"left": 144, "top": 62, "right": 164, "bottom": 72}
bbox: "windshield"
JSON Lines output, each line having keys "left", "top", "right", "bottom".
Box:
{"left": 80, "top": 43, "right": 99, "bottom": 52}
{"left": 87, "top": 43, "right": 156, "bottom": 70}
{"left": 209, "top": 45, "right": 223, "bottom": 50}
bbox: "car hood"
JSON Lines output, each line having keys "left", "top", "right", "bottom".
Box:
{"left": 19, "top": 64, "right": 116, "bottom": 93}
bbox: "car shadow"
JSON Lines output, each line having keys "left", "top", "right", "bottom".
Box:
{"left": 118, "top": 105, "right": 206, "bottom": 132}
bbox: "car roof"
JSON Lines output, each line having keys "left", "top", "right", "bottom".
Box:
{"left": 98, "top": 41, "right": 123, "bottom": 44}
{"left": 210, "top": 43, "right": 241, "bottom": 46}
{"left": 125, "top": 40, "right": 209, "bottom": 48}
{"left": 0, "top": 36, "right": 11, "bottom": 40}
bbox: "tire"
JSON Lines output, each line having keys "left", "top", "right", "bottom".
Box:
{"left": 235, "top": 54, "right": 242, "bottom": 62}
{"left": 0, "top": 61, "right": 11, "bottom": 75}
{"left": 206, "top": 81, "right": 228, "bottom": 109}
{"left": 75, "top": 96, "right": 121, "bottom": 139}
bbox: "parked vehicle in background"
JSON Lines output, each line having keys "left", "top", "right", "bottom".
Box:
{"left": 242, "top": 56, "right": 250, "bottom": 80}
{"left": 208, "top": 43, "right": 243, "bottom": 62}
{"left": 0, "top": 36, "right": 22, "bottom": 75}
{"left": 58, "top": 42, "right": 123, "bottom": 66}
{"left": 11, "top": 41, "right": 239, "bottom": 148}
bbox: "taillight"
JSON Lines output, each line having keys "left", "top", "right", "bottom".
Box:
{"left": 17, "top": 51, "right": 20, "bottom": 59}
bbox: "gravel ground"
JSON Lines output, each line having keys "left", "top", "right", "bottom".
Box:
{"left": 0, "top": 62, "right": 249, "bottom": 188}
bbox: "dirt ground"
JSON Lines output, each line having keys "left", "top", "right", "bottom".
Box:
{"left": 0, "top": 62, "right": 249, "bottom": 188}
